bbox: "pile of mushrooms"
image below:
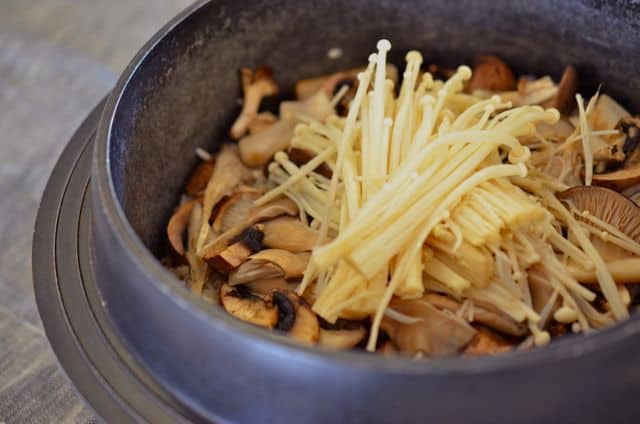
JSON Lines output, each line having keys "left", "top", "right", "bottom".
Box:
{"left": 162, "top": 57, "right": 640, "bottom": 358}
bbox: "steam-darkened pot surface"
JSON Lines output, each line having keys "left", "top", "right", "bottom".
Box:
{"left": 92, "top": 1, "right": 640, "bottom": 422}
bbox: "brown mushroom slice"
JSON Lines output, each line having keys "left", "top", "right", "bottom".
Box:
{"left": 272, "top": 289, "right": 320, "bottom": 344}
{"left": 545, "top": 65, "right": 578, "bottom": 115}
{"left": 212, "top": 192, "right": 261, "bottom": 233}
{"left": 186, "top": 160, "right": 215, "bottom": 197}
{"left": 318, "top": 327, "right": 367, "bottom": 350}
{"left": 381, "top": 298, "right": 477, "bottom": 356}
{"left": 294, "top": 65, "right": 399, "bottom": 100}
{"left": 230, "top": 66, "right": 279, "bottom": 140}
{"left": 558, "top": 186, "right": 640, "bottom": 243}
{"left": 219, "top": 284, "right": 278, "bottom": 328}
{"left": 245, "top": 278, "right": 299, "bottom": 296}
{"left": 229, "top": 250, "right": 310, "bottom": 285}
{"left": 592, "top": 167, "right": 640, "bottom": 190}
{"left": 207, "top": 241, "right": 254, "bottom": 273}
{"left": 167, "top": 198, "right": 201, "bottom": 257}
{"left": 464, "top": 327, "right": 513, "bottom": 356}
{"left": 466, "top": 55, "right": 516, "bottom": 93}
{"left": 261, "top": 216, "right": 319, "bottom": 252}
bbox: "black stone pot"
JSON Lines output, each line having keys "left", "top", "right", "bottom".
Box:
{"left": 33, "top": 0, "right": 640, "bottom": 422}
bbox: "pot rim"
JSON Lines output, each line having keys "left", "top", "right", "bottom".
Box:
{"left": 92, "top": 0, "right": 640, "bottom": 375}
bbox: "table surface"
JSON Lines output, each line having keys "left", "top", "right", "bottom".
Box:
{"left": 0, "top": 1, "right": 192, "bottom": 422}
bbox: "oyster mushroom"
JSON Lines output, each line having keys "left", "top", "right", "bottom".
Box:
{"left": 212, "top": 192, "right": 261, "bottom": 233}
{"left": 248, "top": 111, "right": 278, "bottom": 135}
{"left": 229, "top": 249, "right": 310, "bottom": 285}
{"left": 272, "top": 289, "right": 320, "bottom": 344}
{"left": 423, "top": 293, "right": 527, "bottom": 337}
{"left": 318, "top": 327, "right": 367, "bottom": 350}
{"left": 167, "top": 198, "right": 201, "bottom": 257}
{"left": 196, "top": 144, "right": 253, "bottom": 254}
{"left": 220, "top": 284, "right": 278, "bottom": 328}
{"left": 238, "top": 119, "right": 298, "bottom": 167}
{"left": 230, "top": 66, "right": 279, "bottom": 140}
{"left": 186, "top": 159, "right": 215, "bottom": 196}
{"left": 558, "top": 186, "right": 640, "bottom": 244}
{"left": 261, "top": 216, "right": 319, "bottom": 252}
{"left": 464, "top": 327, "right": 513, "bottom": 356}
{"left": 381, "top": 297, "right": 477, "bottom": 356}
{"left": 592, "top": 116, "right": 640, "bottom": 190}
{"left": 294, "top": 65, "right": 399, "bottom": 100}
{"left": 466, "top": 55, "right": 516, "bottom": 93}
{"left": 239, "top": 89, "right": 335, "bottom": 167}
{"left": 202, "top": 196, "right": 298, "bottom": 260}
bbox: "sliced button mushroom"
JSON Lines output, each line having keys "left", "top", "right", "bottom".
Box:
{"left": 220, "top": 284, "right": 278, "bottom": 328}
{"left": 318, "top": 327, "right": 367, "bottom": 350}
{"left": 466, "top": 55, "right": 516, "bottom": 93}
{"left": 464, "top": 327, "right": 513, "bottom": 356}
{"left": 272, "top": 289, "right": 320, "bottom": 344}
{"left": 186, "top": 160, "right": 215, "bottom": 197}
{"left": 245, "top": 278, "right": 299, "bottom": 296}
{"left": 558, "top": 186, "right": 640, "bottom": 243}
{"left": 381, "top": 297, "right": 477, "bottom": 356}
{"left": 167, "top": 198, "right": 201, "bottom": 257}
{"left": 207, "top": 226, "right": 265, "bottom": 272}
{"left": 230, "top": 66, "right": 279, "bottom": 140}
{"left": 261, "top": 216, "right": 319, "bottom": 252}
{"left": 207, "top": 241, "right": 255, "bottom": 272}
{"left": 229, "top": 249, "right": 310, "bottom": 285}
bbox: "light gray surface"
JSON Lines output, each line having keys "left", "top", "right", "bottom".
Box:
{"left": 0, "top": 1, "right": 192, "bottom": 422}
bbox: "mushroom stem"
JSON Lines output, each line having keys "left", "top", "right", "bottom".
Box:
{"left": 569, "top": 257, "right": 640, "bottom": 283}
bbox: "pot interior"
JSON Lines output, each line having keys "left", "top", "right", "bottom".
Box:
{"left": 108, "top": 0, "right": 640, "bottom": 256}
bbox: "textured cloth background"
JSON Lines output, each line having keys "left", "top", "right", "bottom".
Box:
{"left": 0, "top": 1, "right": 192, "bottom": 422}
